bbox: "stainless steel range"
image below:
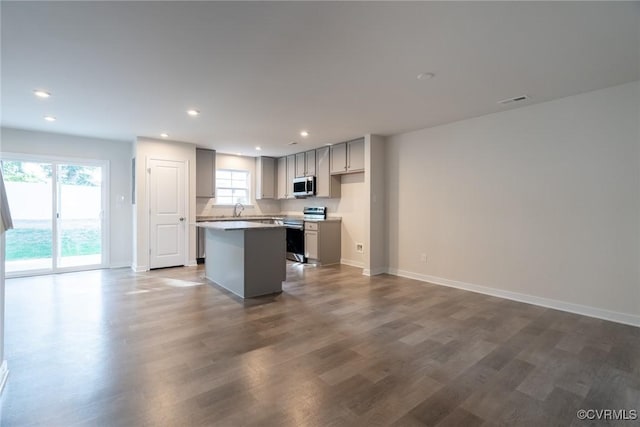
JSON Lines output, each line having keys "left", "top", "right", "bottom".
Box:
{"left": 283, "top": 207, "right": 326, "bottom": 262}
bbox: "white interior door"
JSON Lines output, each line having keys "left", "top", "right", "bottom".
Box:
{"left": 149, "top": 159, "right": 185, "bottom": 269}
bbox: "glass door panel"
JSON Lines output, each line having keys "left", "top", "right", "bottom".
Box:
{"left": 57, "top": 164, "right": 103, "bottom": 268}
{"left": 2, "top": 160, "right": 53, "bottom": 273}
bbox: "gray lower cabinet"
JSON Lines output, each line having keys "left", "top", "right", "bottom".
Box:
{"left": 304, "top": 221, "right": 341, "bottom": 265}
{"left": 196, "top": 148, "right": 216, "bottom": 198}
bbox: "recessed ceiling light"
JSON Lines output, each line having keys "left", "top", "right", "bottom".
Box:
{"left": 417, "top": 72, "right": 435, "bottom": 80}
{"left": 187, "top": 109, "right": 200, "bottom": 116}
{"left": 300, "top": 130, "right": 309, "bottom": 137}
{"left": 255, "top": 146, "right": 262, "bottom": 151}
{"left": 160, "top": 133, "right": 169, "bottom": 138}
{"left": 288, "top": 141, "right": 298, "bottom": 145}
{"left": 44, "top": 115, "right": 56, "bottom": 122}
{"left": 34, "top": 89, "right": 51, "bottom": 98}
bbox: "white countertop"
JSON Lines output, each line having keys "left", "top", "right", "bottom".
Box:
{"left": 196, "top": 215, "right": 283, "bottom": 222}
{"left": 196, "top": 215, "right": 341, "bottom": 222}
{"left": 197, "top": 221, "right": 285, "bottom": 231}
{"left": 300, "top": 217, "right": 342, "bottom": 223}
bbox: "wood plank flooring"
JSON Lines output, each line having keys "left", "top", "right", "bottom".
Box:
{"left": 1, "top": 263, "right": 639, "bottom": 426}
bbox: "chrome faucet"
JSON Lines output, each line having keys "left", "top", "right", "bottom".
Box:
{"left": 233, "top": 202, "right": 245, "bottom": 218}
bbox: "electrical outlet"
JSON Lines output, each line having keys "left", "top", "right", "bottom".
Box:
{"left": 420, "top": 253, "right": 427, "bottom": 263}
{"left": 356, "top": 243, "right": 364, "bottom": 253}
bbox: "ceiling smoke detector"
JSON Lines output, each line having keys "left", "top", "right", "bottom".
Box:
{"left": 417, "top": 72, "right": 435, "bottom": 80}
{"left": 498, "top": 95, "right": 530, "bottom": 105}
{"left": 288, "top": 141, "right": 298, "bottom": 145}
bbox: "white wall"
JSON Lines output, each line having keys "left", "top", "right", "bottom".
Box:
{"left": 0, "top": 233, "right": 6, "bottom": 393}
{"left": 133, "top": 137, "right": 197, "bottom": 271}
{"left": 0, "top": 128, "right": 133, "bottom": 268}
{"left": 281, "top": 172, "right": 366, "bottom": 267}
{"left": 196, "top": 153, "right": 280, "bottom": 217}
{"left": 365, "top": 134, "right": 387, "bottom": 275}
{"left": 386, "top": 81, "right": 640, "bottom": 325}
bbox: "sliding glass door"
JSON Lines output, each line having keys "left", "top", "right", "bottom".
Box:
{"left": 2, "top": 160, "right": 53, "bottom": 273}
{"left": 56, "top": 164, "right": 103, "bottom": 269}
{"left": 2, "top": 157, "right": 107, "bottom": 276}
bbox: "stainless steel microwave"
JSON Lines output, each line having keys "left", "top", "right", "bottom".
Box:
{"left": 293, "top": 176, "right": 315, "bottom": 198}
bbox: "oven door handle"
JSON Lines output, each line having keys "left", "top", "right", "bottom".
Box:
{"left": 285, "top": 225, "right": 304, "bottom": 230}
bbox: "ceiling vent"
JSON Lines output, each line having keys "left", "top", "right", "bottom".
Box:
{"left": 498, "top": 95, "right": 530, "bottom": 105}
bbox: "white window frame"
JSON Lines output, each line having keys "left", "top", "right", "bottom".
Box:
{"left": 1, "top": 152, "right": 110, "bottom": 277}
{"left": 214, "top": 168, "right": 252, "bottom": 206}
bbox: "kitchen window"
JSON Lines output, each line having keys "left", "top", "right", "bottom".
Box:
{"left": 215, "top": 169, "right": 250, "bottom": 205}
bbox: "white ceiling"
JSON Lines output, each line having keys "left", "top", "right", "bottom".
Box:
{"left": 1, "top": 1, "right": 639, "bottom": 157}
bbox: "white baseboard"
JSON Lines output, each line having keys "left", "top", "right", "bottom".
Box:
{"left": 386, "top": 268, "right": 640, "bottom": 328}
{"left": 109, "top": 263, "right": 131, "bottom": 269}
{"left": 363, "top": 266, "right": 387, "bottom": 276}
{"left": 0, "top": 360, "right": 8, "bottom": 395}
{"left": 131, "top": 264, "right": 148, "bottom": 273}
{"left": 186, "top": 259, "right": 197, "bottom": 267}
{"left": 340, "top": 259, "right": 364, "bottom": 269}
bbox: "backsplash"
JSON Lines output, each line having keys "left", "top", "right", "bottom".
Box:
{"left": 196, "top": 198, "right": 281, "bottom": 217}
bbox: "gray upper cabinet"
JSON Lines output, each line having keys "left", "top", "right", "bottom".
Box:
{"left": 276, "top": 156, "right": 287, "bottom": 199}
{"left": 256, "top": 156, "right": 276, "bottom": 199}
{"left": 286, "top": 154, "right": 296, "bottom": 199}
{"left": 196, "top": 148, "right": 216, "bottom": 198}
{"left": 330, "top": 138, "right": 364, "bottom": 175}
{"left": 315, "top": 146, "right": 341, "bottom": 198}
{"left": 305, "top": 150, "right": 316, "bottom": 176}
{"left": 330, "top": 142, "right": 347, "bottom": 174}
{"left": 295, "top": 152, "right": 306, "bottom": 178}
{"left": 346, "top": 138, "right": 365, "bottom": 172}
{"left": 295, "top": 150, "right": 316, "bottom": 178}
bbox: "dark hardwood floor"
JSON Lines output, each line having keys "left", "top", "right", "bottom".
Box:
{"left": 1, "top": 263, "right": 639, "bottom": 426}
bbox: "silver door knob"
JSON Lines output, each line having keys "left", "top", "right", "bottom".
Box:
{"left": 179, "top": 217, "right": 185, "bottom": 221}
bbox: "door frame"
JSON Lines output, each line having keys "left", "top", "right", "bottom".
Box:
{"left": 145, "top": 156, "right": 190, "bottom": 269}
{"left": 1, "top": 152, "right": 110, "bottom": 277}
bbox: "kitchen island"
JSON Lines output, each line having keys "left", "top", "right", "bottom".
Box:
{"left": 197, "top": 221, "right": 286, "bottom": 298}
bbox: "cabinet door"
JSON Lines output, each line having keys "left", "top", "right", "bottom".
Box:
{"left": 315, "top": 146, "right": 340, "bottom": 198}
{"left": 315, "top": 147, "right": 330, "bottom": 198}
{"left": 277, "top": 157, "right": 287, "bottom": 199}
{"left": 330, "top": 143, "right": 347, "bottom": 174}
{"left": 295, "top": 152, "right": 306, "bottom": 178}
{"left": 196, "top": 149, "right": 216, "bottom": 197}
{"left": 256, "top": 157, "right": 275, "bottom": 199}
{"left": 286, "top": 155, "right": 296, "bottom": 199}
{"left": 347, "top": 138, "right": 365, "bottom": 172}
{"left": 305, "top": 150, "right": 316, "bottom": 176}
{"left": 304, "top": 231, "right": 318, "bottom": 259}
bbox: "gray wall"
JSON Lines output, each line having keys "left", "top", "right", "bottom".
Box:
{"left": 385, "top": 81, "right": 640, "bottom": 324}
